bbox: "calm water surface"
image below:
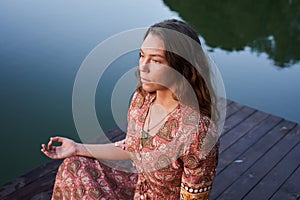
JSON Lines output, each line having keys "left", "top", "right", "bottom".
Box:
{"left": 0, "top": 0, "right": 299, "bottom": 185}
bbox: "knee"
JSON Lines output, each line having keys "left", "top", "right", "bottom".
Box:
{"left": 56, "top": 156, "right": 91, "bottom": 178}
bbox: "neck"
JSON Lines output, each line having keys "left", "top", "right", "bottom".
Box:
{"left": 155, "top": 89, "right": 178, "bottom": 111}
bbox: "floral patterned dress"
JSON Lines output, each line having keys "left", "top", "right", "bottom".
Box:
{"left": 52, "top": 91, "right": 219, "bottom": 200}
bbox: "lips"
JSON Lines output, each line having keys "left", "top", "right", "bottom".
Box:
{"left": 141, "top": 77, "right": 151, "bottom": 83}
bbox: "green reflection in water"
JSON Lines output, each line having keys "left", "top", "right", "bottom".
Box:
{"left": 163, "top": 0, "right": 300, "bottom": 67}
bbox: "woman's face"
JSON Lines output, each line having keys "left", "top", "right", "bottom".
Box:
{"left": 139, "top": 33, "right": 177, "bottom": 93}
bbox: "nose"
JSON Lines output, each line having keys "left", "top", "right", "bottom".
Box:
{"left": 139, "top": 57, "right": 149, "bottom": 72}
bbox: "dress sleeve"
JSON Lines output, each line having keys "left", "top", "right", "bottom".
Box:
{"left": 114, "top": 139, "right": 126, "bottom": 150}
{"left": 180, "top": 116, "right": 219, "bottom": 200}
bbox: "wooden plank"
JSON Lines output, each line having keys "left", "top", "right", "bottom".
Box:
{"left": 111, "top": 133, "right": 126, "bottom": 142}
{"left": 0, "top": 129, "right": 125, "bottom": 199}
{"left": 270, "top": 166, "right": 300, "bottom": 200}
{"left": 219, "top": 110, "right": 269, "bottom": 153}
{"left": 244, "top": 130, "right": 300, "bottom": 199}
{"left": 106, "top": 128, "right": 126, "bottom": 142}
{"left": 215, "top": 121, "right": 298, "bottom": 200}
{"left": 1, "top": 100, "right": 299, "bottom": 200}
{"left": 217, "top": 115, "right": 282, "bottom": 173}
{"left": 91, "top": 128, "right": 125, "bottom": 144}
{"left": 210, "top": 119, "right": 296, "bottom": 199}
{"left": 1, "top": 169, "right": 57, "bottom": 200}
{"left": 226, "top": 99, "right": 233, "bottom": 105}
{"left": 221, "top": 106, "right": 256, "bottom": 137}
{"left": 224, "top": 101, "right": 243, "bottom": 119}
{"left": 0, "top": 160, "right": 61, "bottom": 198}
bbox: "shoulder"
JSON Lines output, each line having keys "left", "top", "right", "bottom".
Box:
{"left": 130, "top": 90, "right": 144, "bottom": 108}
{"left": 180, "top": 105, "right": 219, "bottom": 156}
{"left": 180, "top": 104, "right": 211, "bottom": 132}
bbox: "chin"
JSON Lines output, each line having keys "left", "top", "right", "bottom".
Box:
{"left": 142, "top": 87, "right": 155, "bottom": 93}
{"left": 142, "top": 84, "right": 157, "bottom": 93}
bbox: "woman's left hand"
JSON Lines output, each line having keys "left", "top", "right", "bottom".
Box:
{"left": 41, "top": 136, "right": 78, "bottom": 159}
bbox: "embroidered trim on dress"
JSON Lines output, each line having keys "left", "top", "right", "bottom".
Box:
{"left": 180, "top": 186, "right": 210, "bottom": 200}
{"left": 181, "top": 183, "right": 211, "bottom": 194}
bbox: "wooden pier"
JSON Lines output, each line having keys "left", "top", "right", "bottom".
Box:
{"left": 0, "top": 100, "right": 299, "bottom": 200}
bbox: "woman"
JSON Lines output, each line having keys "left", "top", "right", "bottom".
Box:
{"left": 41, "top": 19, "right": 221, "bottom": 200}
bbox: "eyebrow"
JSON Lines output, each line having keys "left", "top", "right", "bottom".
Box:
{"left": 140, "top": 49, "right": 166, "bottom": 59}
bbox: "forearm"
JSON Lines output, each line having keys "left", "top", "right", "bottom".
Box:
{"left": 76, "top": 143, "right": 131, "bottom": 160}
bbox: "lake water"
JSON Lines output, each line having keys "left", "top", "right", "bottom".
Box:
{"left": 0, "top": 0, "right": 299, "bottom": 185}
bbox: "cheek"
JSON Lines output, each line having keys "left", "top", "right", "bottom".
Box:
{"left": 147, "top": 73, "right": 170, "bottom": 90}
{"left": 157, "top": 67, "right": 177, "bottom": 82}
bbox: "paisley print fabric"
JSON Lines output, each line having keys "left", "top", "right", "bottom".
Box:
{"left": 52, "top": 156, "right": 137, "bottom": 200}
{"left": 123, "top": 92, "right": 219, "bottom": 199}
{"left": 52, "top": 91, "right": 219, "bottom": 199}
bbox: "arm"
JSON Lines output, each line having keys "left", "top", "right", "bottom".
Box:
{"left": 41, "top": 136, "right": 131, "bottom": 160}
{"left": 41, "top": 92, "right": 142, "bottom": 160}
{"left": 180, "top": 116, "right": 220, "bottom": 199}
{"left": 180, "top": 142, "right": 219, "bottom": 199}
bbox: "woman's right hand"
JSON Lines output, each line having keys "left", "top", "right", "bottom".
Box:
{"left": 41, "top": 136, "right": 79, "bottom": 159}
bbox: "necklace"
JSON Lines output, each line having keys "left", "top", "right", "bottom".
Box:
{"left": 146, "top": 104, "right": 178, "bottom": 132}
{"left": 141, "top": 103, "right": 178, "bottom": 146}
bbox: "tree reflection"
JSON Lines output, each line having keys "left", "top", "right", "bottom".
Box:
{"left": 163, "top": 0, "right": 300, "bottom": 67}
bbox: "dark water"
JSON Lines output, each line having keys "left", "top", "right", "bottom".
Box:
{"left": 0, "top": 0, "right": 299, "bottom": 185}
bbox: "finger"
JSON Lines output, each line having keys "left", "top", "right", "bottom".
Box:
{"left": 47, "top": 136, "right": 64, "bottom": 149}
{"left": 41, "top": 147, "right": 59, "bottom": 159}
{"left": 50, "top": 146, "right": 57, "bottom": 151}
{"left": 42, "top": 150, "right": 57, "bottom": 159}
{"left": 41, "top": 144, "right": 47, "bottom": 151}
{"left": 47, "top": 139, "right": 53, "bottom": 150}
{"left": 41, "top": 144, "right": 56, "bottom": 154}
{"left": 50, "top": 136, "right": 66, "bottom": 144}
{"left": 41, "top": 144, "right": 51, "bottom": 153}
{"left": 41, "top": 145, "right": 50, "bottom": 155}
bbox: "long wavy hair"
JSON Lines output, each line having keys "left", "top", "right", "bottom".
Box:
{"left": 137, "top": 19, "right": 217, "bottom": 119}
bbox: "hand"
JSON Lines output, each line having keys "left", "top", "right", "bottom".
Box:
{"left": 41, "top": 136, "right": 78, "bottom": 159}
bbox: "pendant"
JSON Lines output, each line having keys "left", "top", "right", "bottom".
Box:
{"left": 141, "top": 130, "right": 150, "bottom": 146}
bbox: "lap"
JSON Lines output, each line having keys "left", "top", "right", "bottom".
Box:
{"left": 52, "top": 156, "right": 138, "bottom": 200}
